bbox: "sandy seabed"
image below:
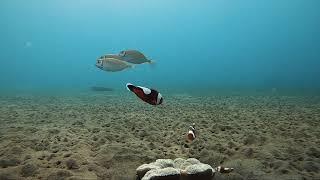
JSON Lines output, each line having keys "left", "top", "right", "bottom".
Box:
{"left": 0, "top": 92, "right": 319, "bottom": 180}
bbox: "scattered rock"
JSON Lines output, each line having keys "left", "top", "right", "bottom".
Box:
{"left": 136, "top": 158, "right": 216, "bottom": 180}
{"left": 214, "top": 172, "right": 244, "bottom": 180}
{"left": 0, "top": 172, "right": 20, "bottom": 180}
{"left": 48, "top": 128, "right": 60, "bottom": 134}
{"left": 47, "top": 170, "right": 73, "bottom": 180}
{"left": 10, "top": 146, "right": 23, "bottom": 155}
{"left": 243, "top": 134, "right": 256, "bottom": 145}
{"left": 24, "top": 155, "right": 32, "bottom": 161}
{"left": 277, "top": 167, "right": 290, "bottom": 174}
{"left": 47, "top": 153, "right": 56, "bottom": 161}
{"left": 200, "top": 152, "right": 225, "bottom": 166}
{"left": 33, "top": 139, "right": 50, "bottom": 151}
{"left": 21, "top": 163, "right": 38, "bottom": 177}
{"left": 303, "top": 161, "right": 319, "bottom": 173}
{"left": 93, "top": 136, "right": 98, "bottom": 141}
{"left": 306, "top": 147, "right": 320, "bottom": 158}
{"left": 72, "top": 121, "right": 84, "bottom": 126}
{"left": 0, "top": 158, "right": 21, "bottom": 168}
{"left": 243, "top": 148, "right": 254, "bottom": 158}
{"left": 55, "top": 160, "right": 62, "bottom": 166}
{"left": 66, "top": 158, "right": 80, "bottom": 170}
{"left": 63, "top": 153, "right": 72, "bottom": 158}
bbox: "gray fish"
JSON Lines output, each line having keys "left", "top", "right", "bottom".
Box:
{"left": 119, "top": 50, "right": 154, "bottom": 64}
{"left": 96, "top": 55, "right": 133, "bottom": 72}
{"left": 100, "top": 54, "right": 123, "bottom": 60}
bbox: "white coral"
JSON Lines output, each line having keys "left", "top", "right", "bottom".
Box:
{"left": 137, "top": 158, "right": 215, "bottom": 180}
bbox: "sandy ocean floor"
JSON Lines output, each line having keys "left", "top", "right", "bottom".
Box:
{"left": 0, "top": 92, "right": 319, "bottom": 180}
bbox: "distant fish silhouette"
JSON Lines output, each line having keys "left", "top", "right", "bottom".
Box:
{"left": 119, "top": 50, "right": 154, "bottom": 64}
{"left": 90, "top": 86, "right": 114, "bottom": 92}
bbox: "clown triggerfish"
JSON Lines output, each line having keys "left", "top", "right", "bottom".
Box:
{"left": 187, "top": 123, "right": 196, "bottom": 142}
{"left": 126, "top": 83, "right": 163, "bottom": 105}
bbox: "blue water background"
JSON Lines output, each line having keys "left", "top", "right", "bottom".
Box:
{"left": 1, "top": 0, "right": 319, "bottom": 95}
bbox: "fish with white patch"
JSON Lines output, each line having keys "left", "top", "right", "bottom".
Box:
{"left": 126, "top": 83, "right": 163, "bottom": 105}
{"left": 187, "top": 123, "right": 196, "bottom": 142}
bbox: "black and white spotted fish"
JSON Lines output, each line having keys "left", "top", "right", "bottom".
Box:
{"left": 126, "top": 83, "right": 163, "bottom": 105}
{"left": 187, "top": 123, "right": 196, "bottom": 142}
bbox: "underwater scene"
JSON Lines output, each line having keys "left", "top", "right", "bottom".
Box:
{"left": 1, "top": 0, "right": 320, "bottom": 180}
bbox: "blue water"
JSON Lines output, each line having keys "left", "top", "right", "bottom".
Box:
{"left": 1, "top": 0, "right": 320, "bottom": 94}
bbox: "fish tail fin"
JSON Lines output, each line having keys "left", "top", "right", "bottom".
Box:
{"left": 148, "top": 59, "right": 156, "bottom": 68}
{"left": 148, "top": 59, "right": 155, "bottom": 64}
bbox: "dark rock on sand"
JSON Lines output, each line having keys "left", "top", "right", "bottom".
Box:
{"left": 243, "top": 134, "right": 257, "bottom": 145}
{"left": 9, "top": 146, "right": 23, "bottom": 155}
{"left": 24, "top": 155, "right": 32, "bottom": 161}
{"left": 0, "top": 172, "right": 20, "bottom": 180}
{"left": 199, "top": 152, "right": 226, "bottom": 166}
{"left": 47, "top": 170, "right": 73, "bottom": 180}
{"left": 0, "top": 158, "right": 21, "bottom": 168}
{"left": 48, "top": 128, "right": 60, "bottom": 134}
{"left": 66, "top": 158, "right": 80, "bottom": 170}
{"left": 243, "top": 147, "right": 254, "bottom": 158}
{"left": 214, "top": 172, "right": 244, "bottom": 180}
{"left": 33, "top": 139, "right": 50, "bottom": 151}
{"left": 306, "top": 147, "right": 320, "bottom": 158}
{"left": 270, "top": 160, "right": 284, "bottom": 170}
{"left": 21, "top": 163, "right": 38, "bottom": 177}
{"left": 303, "top": 161, "right": 319, "bottom": 173}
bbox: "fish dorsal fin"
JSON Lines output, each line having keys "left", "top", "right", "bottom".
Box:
{"left": 137, "top": 86, "right": 151, "bottom": 94}
{"left": 121, "top": 50, "right": 146, "bottom": 59}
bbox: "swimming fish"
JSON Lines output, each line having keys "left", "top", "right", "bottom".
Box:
{"left": 126, "top": 83, "right": 163, "bottom": 105}
{"left": 187, "top": 123, "right": 196, "bottom": 142}
{"left": 100, "top": 54, "right": 123, "bottom": 60}
{"left": 119, "top": 50, "right": 153, "bottom": 64}
{"left": 96, "top": 56, "right": 133, "bottom": 72}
